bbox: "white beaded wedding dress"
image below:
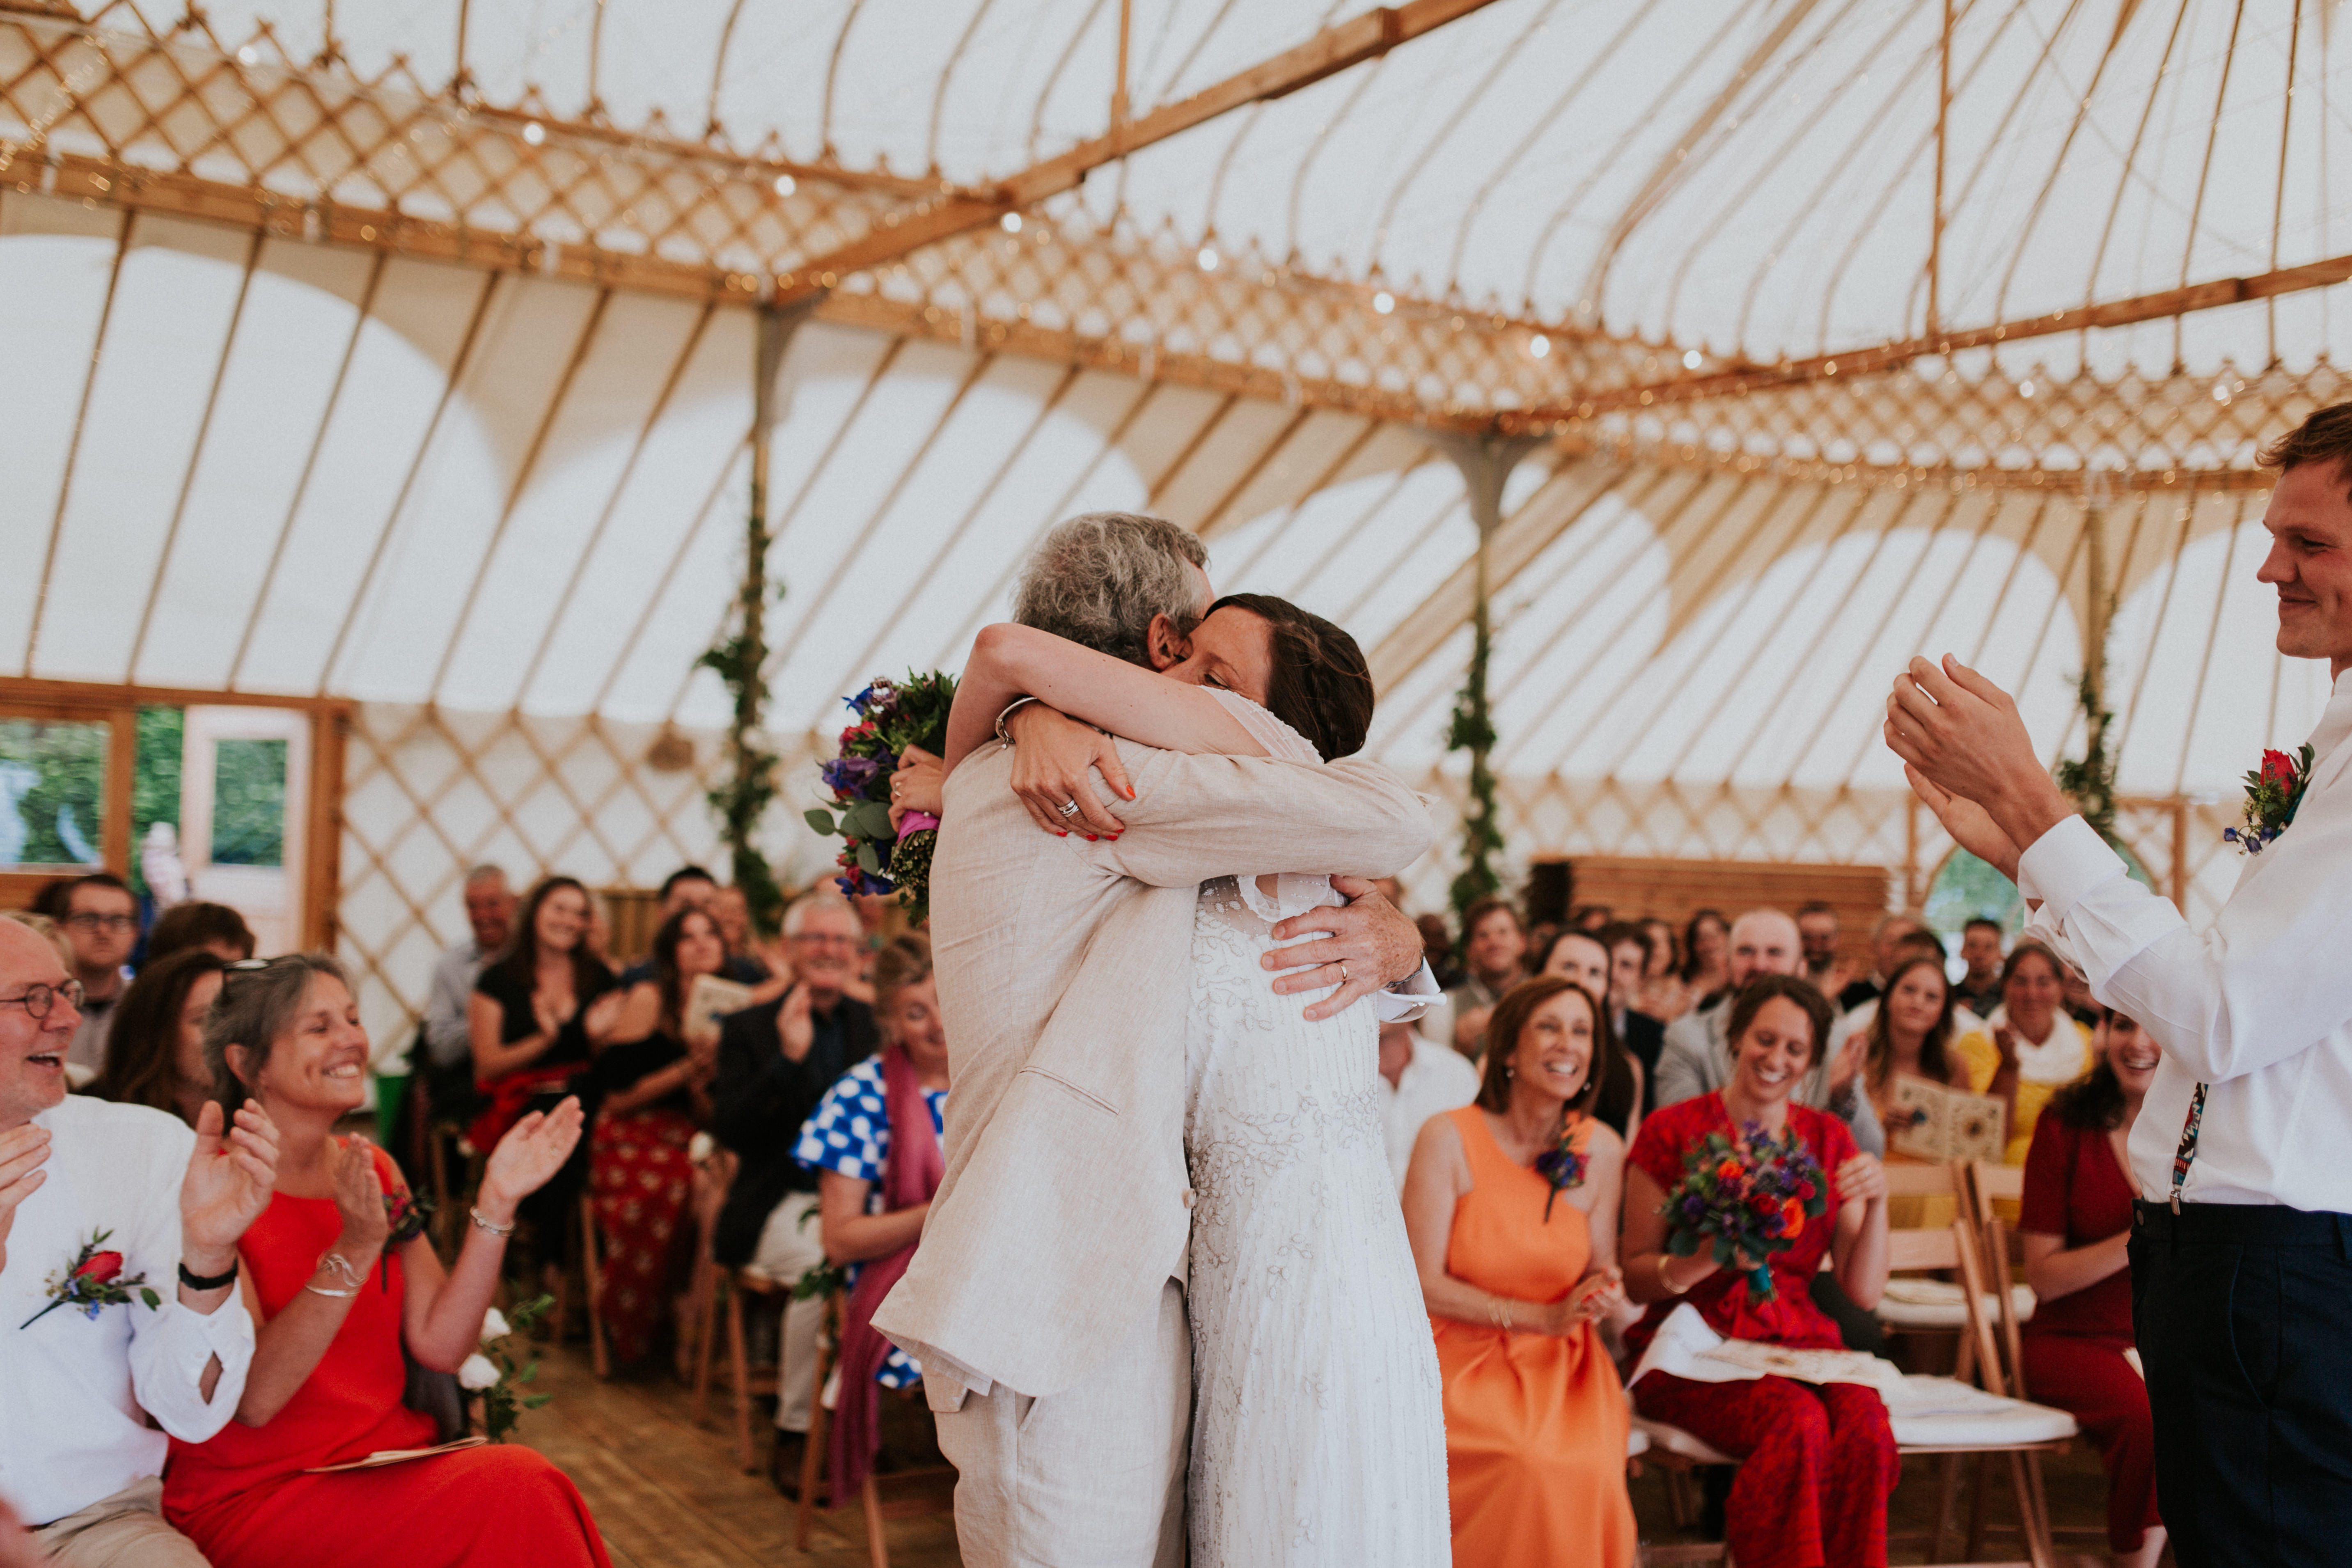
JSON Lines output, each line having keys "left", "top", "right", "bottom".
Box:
{"left": 1180, "top": 690, "right": 1449, "bottom": 1567}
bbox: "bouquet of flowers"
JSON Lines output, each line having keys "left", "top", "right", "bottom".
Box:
{"left": 21, "top": 1229, "right": 159, "bottom": 1329}
{"left": 804, "top": 672, "right": 958, "bottom": 922}
{"left": 1657, "top": 1121, "right": 1827, "bottom": 1302}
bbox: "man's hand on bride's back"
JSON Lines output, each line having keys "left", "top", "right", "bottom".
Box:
{"left": 1265, "top": 876, "right": 1422, "bottom": 1022}
{"left": 1005, "top": 705, "right": 1133, "bottom": 837}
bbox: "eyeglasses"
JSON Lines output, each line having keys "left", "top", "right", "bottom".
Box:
{"left": 64, "top": 912, "right": 136, "bottom": 934}
{"left": 789, "top": 933, "right": 860, "bottom": 949}
{"left": 0, "top": 980, "right": 86, "bottom": 1020}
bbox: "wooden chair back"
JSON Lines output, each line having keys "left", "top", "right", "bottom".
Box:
{"left": 795, "top": 1291, "right": 957, "bottom": 1567}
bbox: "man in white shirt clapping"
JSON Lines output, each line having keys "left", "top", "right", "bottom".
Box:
{"left": 1885, "top": 403, "right": 2352, "bottom": 1568}
{"left": 0, "top": 918, "right": 280, "bottom": 1566}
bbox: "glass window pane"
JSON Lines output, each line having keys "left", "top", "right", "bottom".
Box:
{"left": 210, "top": 737, "right": 286, "bottom": 867}
{"left": 0, "top": 718, "right": 108, "bottom": 871}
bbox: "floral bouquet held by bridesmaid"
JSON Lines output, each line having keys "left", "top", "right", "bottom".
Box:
{"left": 805, "top": 672, "right": 958, "bottom": 922}
{"left": 1657, "top": 1121, "right": 1827, "bottom": 1301}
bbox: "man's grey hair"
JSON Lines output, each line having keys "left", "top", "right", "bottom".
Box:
{"left": 463, "top": 864, "right": 508, "bottom": 889}
{"left": 782, "top": 889, "right": 857, "bottom": 938}
{"left": 1013, "top": 512, "right": 1209, "bottom": 667}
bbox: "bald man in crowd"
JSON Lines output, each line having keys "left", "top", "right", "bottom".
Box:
{"left": 1651, "top": 908, "right": 1884, "bottom": 1155}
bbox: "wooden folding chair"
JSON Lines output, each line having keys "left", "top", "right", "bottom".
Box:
{"left": 578, "top": 1194, "right": 612, "bottom": 1381}
{"left": 1873, "top": 1160, "right": 1979, "bottom": 1378}
{"left": 793, "top": 1290, "right": 956, "bottom": 1568}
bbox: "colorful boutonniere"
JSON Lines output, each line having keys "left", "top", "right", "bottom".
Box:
{"left": 2222, "top": 743, "right": 2316, "bottom": 855}
{"left": 21, "top": 1229, "right": 160, "bottom": 1329}
{"left": 1532, "top": 1114, "right": 1590, "bottom": 1221}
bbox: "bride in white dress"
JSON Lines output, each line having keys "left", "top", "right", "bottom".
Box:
{"left": 936, "top": 594, "right": 1449, "bottom": 1566}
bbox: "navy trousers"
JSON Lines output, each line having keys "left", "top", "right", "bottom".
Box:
{"left": 2130, "top": 1199, "right": 2352, "bottom": 1566}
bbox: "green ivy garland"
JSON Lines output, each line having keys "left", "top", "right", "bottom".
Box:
{"left": 2053, "top": 665, "right": 2118, "bottom": 844}
{"left": 696, "top": 484, "right": 786, "bottom": 933}
{"left": 1446, "top": 592, "right": 1502, "bottom": 924}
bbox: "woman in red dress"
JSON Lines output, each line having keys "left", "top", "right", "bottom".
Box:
{"left": 164, "top": 954, "right": 611, "bottom": 1568}
{"left": 2018, "top": 1006, "right": 2164, "bottom": 1568}
{"left": 1621, "top": 975, "right": 1894, "bottom": 1568}
{"left": 586, "top": 907, "right": 722, "bottom": 1367}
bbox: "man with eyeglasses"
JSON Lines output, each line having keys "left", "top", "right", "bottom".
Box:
{"left": 0, "top": 915, "right": 280, "bottom": 1566}
{"left": 708, "top": 890, "right": 878, "bottom": 1494}
{"left": 55, "top": 876, "right": 139, "bottom": 1080}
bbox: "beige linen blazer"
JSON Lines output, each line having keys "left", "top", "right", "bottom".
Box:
{"left": 871, "top": 735, "right": 1430, "bottom": 1402}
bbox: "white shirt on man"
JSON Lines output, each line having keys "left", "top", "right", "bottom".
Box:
{"left": 421, "top": 935, "right": 491, "bottom": 1069}
{"left": 2022, "top": 668, "right": 2352, "bottom": 1212}
{"left": 1378, "top": 1034, "right": 1481, "bottom": 1190}
{"left": 0, "top": 1096, "right": 256, "bottom": 1525}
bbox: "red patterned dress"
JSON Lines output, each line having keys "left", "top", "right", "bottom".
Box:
{"left": 1626, "top": 1093, "right": 1899, "bottom": 1568}
{"left": 586, "top": 1033, "right": 699, "bottom": 1366}
{"left": 163, "top": 1144, "right": 612, "bottom": 1568}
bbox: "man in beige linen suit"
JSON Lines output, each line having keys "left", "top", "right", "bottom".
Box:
{"left": 873, "top": 514, "right": 1435, "bottom": 1567}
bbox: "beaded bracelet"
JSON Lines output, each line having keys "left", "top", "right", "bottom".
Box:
{"left": 469, "top": 1206, "right": 516, "bottom": 1238}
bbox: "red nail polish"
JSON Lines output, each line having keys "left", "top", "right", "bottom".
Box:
{"left": 1086, "top": 834, "right": 1099, "bottom": 841}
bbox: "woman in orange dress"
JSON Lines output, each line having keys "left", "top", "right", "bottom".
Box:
{"left": 163, "top": 954, "right": 611, "bottom": 1568}
{"left": 1402, "top": 974, "right": 1636, "bottom": 1568}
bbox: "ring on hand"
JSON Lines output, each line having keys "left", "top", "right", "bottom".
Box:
{"left": 1057, "top": 799, "right": 1080, "bottom": 818}
{"left": 1337, "top": 961, "right": 1349, "bottom": 983}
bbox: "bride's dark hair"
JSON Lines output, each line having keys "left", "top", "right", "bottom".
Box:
{"left": 1205, "top": 593, "right": 1374, "bottom": 760}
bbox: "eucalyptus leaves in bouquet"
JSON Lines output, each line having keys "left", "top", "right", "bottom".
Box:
{"left": 805, "top": 672, "right": 957, "bottom": 924}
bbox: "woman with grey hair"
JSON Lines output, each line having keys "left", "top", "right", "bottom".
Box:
{"left": 160, "top": 954, "right": 614, "bottom": 1567}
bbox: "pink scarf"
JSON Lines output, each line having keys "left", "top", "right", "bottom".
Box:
{"left": 828, "top": 1045, "right": 944, "bottom": 1505}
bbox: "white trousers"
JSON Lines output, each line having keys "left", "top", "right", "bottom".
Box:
{"left": 748, "top": 1190, "right": 828, "bottom": 1434}
{"left": 931, "top": 1278, "right": 1190, "bottom": 1568}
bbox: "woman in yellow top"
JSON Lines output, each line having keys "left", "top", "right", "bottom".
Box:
{"left": 1954, "top": 941, "right": 2095, "bottom": 1164}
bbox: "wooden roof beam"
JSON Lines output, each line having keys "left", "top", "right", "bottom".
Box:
{"left": 773, "top": 0, "right": 1506, "bottom": 303}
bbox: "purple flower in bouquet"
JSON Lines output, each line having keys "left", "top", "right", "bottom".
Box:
{"left": 821, "top": 754, "right": 887, "bottom": 800}
{"left": 1655, "top": 1121, "right": 1828, "bottom": 1302}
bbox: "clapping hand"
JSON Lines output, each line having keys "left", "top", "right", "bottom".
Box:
{"left": 329, "top": 1135, "right": 390, "bottom": 1256}
{"left": 180, "top": 1100, "right": 280, "bottom": 1269}
{"left": 0, "top": 1122, "right": 52, "bottom": 1276}
{"left": 1827, "top": 1028, "right": 1868, "bottom": 1098}
{"left": 1554, "top": 1266, "right": 1626, "bottom": 1332}
{"left": 1834, "top": 1151, "right": 1887, "bottom": 1206}
{"left": 775, "top": 983, "right": 814, "bottom": 1063}
{"left": 479, "top": 1096, "right": 585, "bottom": 1222}
{"left": 531, "top": 990, "right": 571, "bottom": 1041}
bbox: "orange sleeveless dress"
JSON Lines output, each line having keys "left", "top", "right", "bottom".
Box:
{"left": 1432, "top": 1106, "right": 1637, "bottom": 1568}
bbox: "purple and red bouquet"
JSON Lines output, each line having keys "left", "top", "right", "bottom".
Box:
{"left": 1657, "top": 1121, "right": 1827, "bottom": 1302}
{"left": 804, "top": 672, "right": 957, "bottom": 922}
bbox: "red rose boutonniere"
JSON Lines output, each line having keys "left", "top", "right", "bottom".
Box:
{"left": 21, "top": 1229, "right": 160, "bottom": 1329}
{"left": 2223, "top": 743, "right": 2316, "bottom": 856}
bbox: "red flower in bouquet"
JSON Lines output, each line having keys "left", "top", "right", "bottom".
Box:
{"left": 72, "top": 1251, "right": 123, "bottom": 1285}
{"left": 1780, "top": 1198, "right": 1806, "bottom": 1239}
{"left": 1657, "top": 1122, "right": 1830, "bottom": 1302}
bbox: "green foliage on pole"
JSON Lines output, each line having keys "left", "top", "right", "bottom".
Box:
{"left": 696, "top": 481, "right": 786, "bottom": 934}
{"left": 1446, "top": 598, "right": 1502, "bottom": 924}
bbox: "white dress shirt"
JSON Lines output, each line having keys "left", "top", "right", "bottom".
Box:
{"left": 1378, "top": 1034, "right": 1482, "bottom": 1189}
{"left": 0, "top": 1096, "right": 256, "bottom": 1525}
{"left": 421, "top": 935, "right": 490, "bottom": 1068}
{"left": 2022, "top": 668, "right": 2352, "bottom": 1212}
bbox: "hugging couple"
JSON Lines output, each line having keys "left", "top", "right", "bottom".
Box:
{"left": 874, "top": 512, "right": 1450, "bottom": 1566}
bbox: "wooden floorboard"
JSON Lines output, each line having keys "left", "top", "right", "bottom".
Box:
{"left": 517, "top": 1339, "right": 2117, "bottom": 1567}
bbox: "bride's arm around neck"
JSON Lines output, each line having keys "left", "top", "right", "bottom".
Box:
{"left": 944, "top": 622, "right": 1266, "bottom": 769}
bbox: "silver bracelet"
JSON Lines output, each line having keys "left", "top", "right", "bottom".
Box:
{"left": 469, "top": 1206, "right": 516, "bottom": 1237}
{"left": 304, "top": 1282, "right": 358, "bottom": 1298}
{"left": 314, "top": 1249, "right": 365, "bottom": 1291}
{"left": 993, "top": 695, "right": 1042, "bottom": 747}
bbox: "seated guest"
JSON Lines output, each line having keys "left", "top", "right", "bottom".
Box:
{"left": 1598, "top": 922, "right": 1667, "bottom": 1086}
{"left": 585, "top": 908, "right": 722, "bottom": 1367}
{"left": 57, "top": 875, "right": 139, "bottom": 1077}
{"left": 1954, "top": 916, "right": 2006, "bottom": 1018}
{"left": 1440, "top": 896, "right": 1529, "bottom": 1060}
{"left": 1401, "top": 976, "right": 1635, "bottom": 1566}
{"left": 468, "top": 876, "right": 616, "bottom": 1261}
{"left": 0, "top": 919, "right": 275, "bottom": 1568}
{"left": 792, "top": 935, "right": 947, "bottom": 1506}
{"left": 1637, "top": 916, "right": 1693, "bottom": 1022}
{"left": 1825, "top": 925, "right": 1980, "bottom": 1061}
{"left": 164, "top": 953, "right": 610, "bottom": 1567}
{"left": 617, "top": 869, "right": 766, "bottom": 990}
{"left": 1955, "top": 941, "right": 2093, "bottom": 1165}
{"left": 1623, "top": 976, "right": 1895, "bottom": 1568}
{"left": 1417, "top": 913, "right": 1465, "bottom": 992}
{"left": 145, "top": 903, "right": 256, "bottom": 965}
{"left": 709, "top": 891, "right": 876, "bottom": 1491}
{"left": 1680, "top": 907, "right": 1731, "bottom": 1010}
{"left": 1859, "top": 954, "right": 1970, "bottom": 1134}
{"left": 2017, "top": 1007, "right": 2165, "bottom": 1568}
{"left": 1536, "top": 929, "right": 1644, "bottom": 1138}
{"left": 1376, "top": 1015, "right": 1480, "bottom": 1190}
{"left": 417, "top": 867, "right": 514, "bottom": 1123}
{"left": 83, "top": 950, "right": 229, "bottom": 1127}
{"left": 1839, "top": 914, "right": 1931, "bottom": 1013}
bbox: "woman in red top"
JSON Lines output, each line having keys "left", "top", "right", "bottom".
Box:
{"left": 1621, "top": 976, "right": 1894, "bottom": 1568}
{"left": 2018, "top": 1005, "right": 2164, "bottom": 1568}
{"left": 164, "top": 954, "right": 611, "bottom": 1568}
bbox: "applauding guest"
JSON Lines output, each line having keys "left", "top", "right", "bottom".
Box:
{"left": 791, "top": 935, "right": 947, "bottom": 1505}
{"left": 0, "top": 919, "right": 275, "bottom": 1567}
{"left": 1953, "top": 942, "right": 2092, "bottom": 1165}
{"left": 1403, "top": 976, "right": 1635, "bottom": 1567}
{"left": 163, "top": 954, "right": 610, "bottom": 1568}
{"left": 1858, "top": 954, "right": 1971, "bottom": 1132}
{"left": 1623, "top": 976, "right": 1895, "bottom": 1568}
{"left": 708, "top": 892, "right": 876, "bottom": 1490}
{"left": 1442, "top": 897, "right": 1529, "bottom": 1060}
{"left": 2017, "top": 1008, "right": 2164, "bottom": 1568}
{"left": 83, "top": 950, "right": 229, "bottom": 1128}
{"left": 585, "top": 909, "right": 723, "bottom": 1368}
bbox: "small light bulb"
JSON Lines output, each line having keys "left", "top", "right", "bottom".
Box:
{"left": 522, "top": 121, "right": 546, "bottom": 146}
{"left": 1683, "top": 348, "right": 1703, "bottom": 369}
{"left": 1529, "top": 334, "right": 1551, "bottom": 359}
{"left": 236, "top": 44, "right": 259, "bottom": 66}
{"left": 1372, "top": 291, "right": 1395, "bottom": 315}
{"left": 1198, "top": 246, "right": 1220, "bottom": 272}
{"left": 2212, "top": 382, "right": 2231, "bottom": 403}
{"left": 1000, "top": 212, "right": 1022, "bottom": 233}
{"left": 773, "top": 173, "right": 797, "bottom": 197}
{"left": 2019, "top": 380, "right": 2035, "bottom": 398}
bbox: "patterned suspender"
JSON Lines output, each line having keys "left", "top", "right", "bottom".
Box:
{"left": 2169, "top": 1081, "right": 2209, "bottom": 1215}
